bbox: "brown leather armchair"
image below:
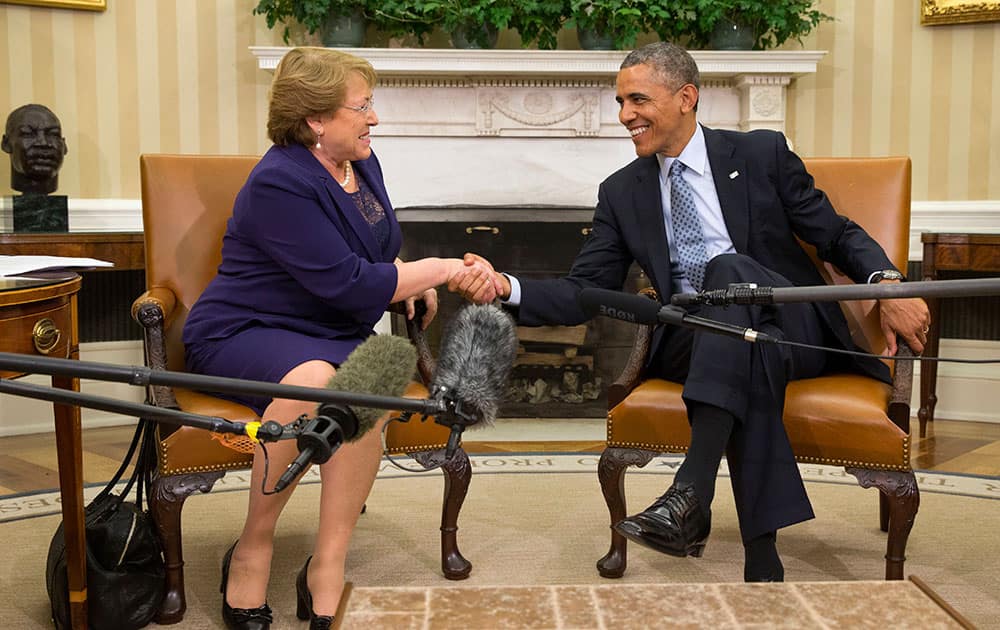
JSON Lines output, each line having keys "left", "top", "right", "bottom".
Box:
{"left": 597, "top": 157, "right": 918, "bottom": 581}
{"left": 131, "top": 154, "right": 472, "bottom": 625}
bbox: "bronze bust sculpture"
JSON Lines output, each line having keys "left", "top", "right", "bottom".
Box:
{"left": 2, "top": 104, "right": 68, "bottom": 195}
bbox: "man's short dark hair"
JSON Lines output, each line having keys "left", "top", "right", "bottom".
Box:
{"left": 621, "top": 42, "right": 701, "bottom": 93}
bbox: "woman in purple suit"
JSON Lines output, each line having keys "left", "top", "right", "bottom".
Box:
{"left": 183, "top": 47, "right": 497, "bottom": 630}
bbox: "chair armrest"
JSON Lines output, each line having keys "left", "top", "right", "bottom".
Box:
{"left": 887, "top": 340, "right": 914, "bottom": 434}
{"left": 131, "top": 286, "right": 178, "bottom": 327}
{"left": 388, "top": 299, "right": 436, "bottom": 386}
{"left": 607, "top": 288, "right": 660, "bottom": 409}
{"left": 130, "top": 286, "right": 180, "bottom": 409}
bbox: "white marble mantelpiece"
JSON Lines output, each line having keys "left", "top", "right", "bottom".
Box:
{"left": 249, "top": 47, "right": 825, "bottom": 207}
{"left": 249, "top": 47, "right": 825, "bottom": 79}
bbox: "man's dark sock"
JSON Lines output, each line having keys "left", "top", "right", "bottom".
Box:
{"left": 673, "top": 402, "right": 734, "bottom": 510}
{"left": 744, "top": 531, "right": 783, "bottom": 581}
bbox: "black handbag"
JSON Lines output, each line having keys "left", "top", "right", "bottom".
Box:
{"left": 45, "top": 419, "right": 166, "bottom": 630}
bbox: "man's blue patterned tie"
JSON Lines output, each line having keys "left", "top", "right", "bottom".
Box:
{"left": 669, "top": 160, "right": 710, "bottom": 291}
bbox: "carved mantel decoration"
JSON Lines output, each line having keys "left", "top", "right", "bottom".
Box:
{"left": 249, "top": 48, "right": 825, "bottom": 208}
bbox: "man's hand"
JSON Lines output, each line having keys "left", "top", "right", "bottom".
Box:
{"left": 405, "top": 287, "right": 438, "bottom": 330}
{"left": 448, "top": 252, "right": 506, "bottom": 304}
{"left": 877, "top": 280, "right": 931, "bottom": 355}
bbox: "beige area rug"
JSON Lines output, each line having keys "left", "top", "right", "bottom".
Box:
{"left": 1, "top": 455, "right": 998, "bottom": 628}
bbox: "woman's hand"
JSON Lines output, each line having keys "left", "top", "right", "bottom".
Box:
{"left": 406, "top": 287, "right": 439, "bottom": 330}
{"left": 447, "top": 253, "right": 499, "bottom": 304}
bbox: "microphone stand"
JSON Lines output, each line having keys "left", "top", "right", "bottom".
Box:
{"left": 671, "top": 277, "right": 1000, "bottom": 306}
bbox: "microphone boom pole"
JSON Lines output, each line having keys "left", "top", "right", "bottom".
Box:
{"left": 0, "top": 377, "right": 252, "bottom": 436}
{"left": 671, "top": 277, "right": 1000, "bottom": 306}
{"left": 0, "top": 351, "right": 443, "bottom": 417}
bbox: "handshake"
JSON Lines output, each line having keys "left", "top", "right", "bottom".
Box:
{"left": 448, "top": 252, "right": 510, "bottom": 305}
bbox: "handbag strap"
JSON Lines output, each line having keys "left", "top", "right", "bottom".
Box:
{"left": 93, "top": 420, "right": 145, "bottom": 505}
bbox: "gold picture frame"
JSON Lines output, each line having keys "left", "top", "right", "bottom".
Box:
{"left": 921, "top": 0, "right": 1000, "bottom": 25}
{"left": 0, "top": 0, "right": 106, "bottom": 11}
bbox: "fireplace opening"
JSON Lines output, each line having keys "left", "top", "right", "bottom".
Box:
{"left": 395, "top": 206, "right": 648, "bottom": 418}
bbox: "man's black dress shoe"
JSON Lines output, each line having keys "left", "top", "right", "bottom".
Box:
{"left": 220, "top": 541, "right": 273, "bottom": 630}
{"left": 613, "top": 482, "right": 711, "bottom": 558}
{"left": 296, "top": 556, "right": 335, "bottom": 630}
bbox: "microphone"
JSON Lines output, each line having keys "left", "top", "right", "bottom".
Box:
{"left": 430, "top": 304, "right": 519, "bottom": 459}
{"left": 578, "top": 288, "right": 777, "bottom": 343}
{"left": 273, "top": 334, "right": 417, "bottom": 493}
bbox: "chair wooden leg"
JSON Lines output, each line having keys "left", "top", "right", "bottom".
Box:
{"left": 150, "top": 470, "right": 225, "bottom": 624}
{"left": 846, "top": 467, "right": 919, "bottom": 580}
{"left": 597, "top": 447, "right": 656, "bottom": 578}
{"left": 413, "top": 448, "right": 472, "bottom": 580}
{"left": 879, "top": 492, "right": 889, "bottom": 532}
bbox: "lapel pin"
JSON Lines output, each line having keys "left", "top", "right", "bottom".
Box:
{"left": 729, "top": 170, "right": 739, "bottom": 179}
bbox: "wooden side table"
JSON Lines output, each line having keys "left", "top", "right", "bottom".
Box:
{"left": 0, "top": 231, "right": 145, "bottom": 271}
{"left": 919, "top": 233, "right": 1000, "bottom": 437}
{"left": 0, "top": 273, "right": 86, "bottom": 628}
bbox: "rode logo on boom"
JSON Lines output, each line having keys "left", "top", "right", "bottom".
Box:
{"left": 599, "top": 305, "right": 636, "bottom": 322}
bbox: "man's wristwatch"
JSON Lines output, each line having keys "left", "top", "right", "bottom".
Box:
{"left": 869, "top": 269, "right": 904, "bottom": 283}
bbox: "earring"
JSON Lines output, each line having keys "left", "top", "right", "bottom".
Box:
{"left": 315, "top": 140, "right": 322, "bottom": 149}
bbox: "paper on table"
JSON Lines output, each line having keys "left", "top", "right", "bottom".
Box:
{"left": 0, "top": 255, "right": 114, "bottom": 277}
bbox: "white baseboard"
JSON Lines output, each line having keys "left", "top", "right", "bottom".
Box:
{"left": 0, "top": 341, "right": 146, "bottom": 437}
{"left": 911, "top": 339, "right": 1000, "bottom": 424}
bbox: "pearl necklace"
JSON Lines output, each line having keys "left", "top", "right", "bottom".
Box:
{"left": 337, "top": 160, "right": 352, "bottom": 187}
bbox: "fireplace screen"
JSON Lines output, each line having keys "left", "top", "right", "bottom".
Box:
{"left": 396, "top": 207, "right": 647, "bottom": 418}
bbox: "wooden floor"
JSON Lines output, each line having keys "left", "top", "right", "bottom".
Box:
{"left": 0, "top": 417, "right": 998, "bottom": 496}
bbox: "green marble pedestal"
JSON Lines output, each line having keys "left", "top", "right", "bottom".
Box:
{"left": 5, "top": 194, "right": 69, "bottom": 232}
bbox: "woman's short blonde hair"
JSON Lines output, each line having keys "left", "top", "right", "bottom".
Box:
{"left": 267, "top": 47, "right": 377, "bottom": 147}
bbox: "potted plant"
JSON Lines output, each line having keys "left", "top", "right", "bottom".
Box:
{"left": 253, "top": 0, "right": 368, "bottom": 47}
{"left": 568, "top": 0, "right": 684, "bottom": 51}
{"left": 686, "top": 0, "right": 832, "bottom": 50}
{"left": 411, "top": 0, "right": 516, "bottom": 48}
{"left": 366, "top": 0, "right": 436, "bottom": 44}
{"left": 510, "top": 0, "right": 568, "bottom": 50}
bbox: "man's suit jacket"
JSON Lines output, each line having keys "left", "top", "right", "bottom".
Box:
{"left": 516, "top": 126, "right": 894, "bottom": 382}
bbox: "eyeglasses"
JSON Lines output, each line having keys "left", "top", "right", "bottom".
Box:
{"left": 342, "top": 97, "right": 375, "bottom": 115}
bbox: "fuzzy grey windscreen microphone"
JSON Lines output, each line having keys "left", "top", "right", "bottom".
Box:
{"left": 322, "top": 333, "right": 418, "bottom": 441}
{"left": 273, "top": 334, "right": 417, "bottom": 493}
{"left": 430, "top": 303, "right": 519, "bottom": 429}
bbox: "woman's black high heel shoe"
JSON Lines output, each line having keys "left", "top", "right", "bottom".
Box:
{"left": 221, "top": 541, "right": 273, "bottom": 630}
{"left": 296, "top": 557, "right": 335, "bottom": 630}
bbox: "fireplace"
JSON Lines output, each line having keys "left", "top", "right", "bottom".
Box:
{"left": 250, "top": 48, "right": 824, "bottom": 417}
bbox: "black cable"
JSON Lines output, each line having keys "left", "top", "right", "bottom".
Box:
{"left": 380, "top": 415, "right": 444, "bottom": 473}
{"left": 772, "top": 338, "right": 1000, "bottom": 363}
{"left": 260, "top": 443, "right": 278, "bottom": 496}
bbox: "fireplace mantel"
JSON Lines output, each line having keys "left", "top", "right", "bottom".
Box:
{"left": 248, "top": 47, "right": 826, "bottom": 208}
{"left": 250, "top": 47, "right": 825, "bottom": 80}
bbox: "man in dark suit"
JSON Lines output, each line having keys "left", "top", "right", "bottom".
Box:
{"left": 456, "top": 42, "right": 929, "bottom": 581}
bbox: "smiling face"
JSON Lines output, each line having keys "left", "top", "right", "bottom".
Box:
{"left": 615, "top": 63, "right": 699, "bottom": 158}
{"left": 310, "top": 72, "right": 378, "bottom": 165}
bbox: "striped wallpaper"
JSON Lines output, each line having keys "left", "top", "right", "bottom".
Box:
{"left": 1, "top": 0, "right": 998, "bottom": 201}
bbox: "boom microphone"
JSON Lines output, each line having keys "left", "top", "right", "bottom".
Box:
{"left": 578, "top": 287, "right": 777, "bottom": 343}
{"left": 274, "top": 334, "right": 417, "bottom": 492}
{"left": 430, "top": 304, "right": 518, "bottom": 459}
